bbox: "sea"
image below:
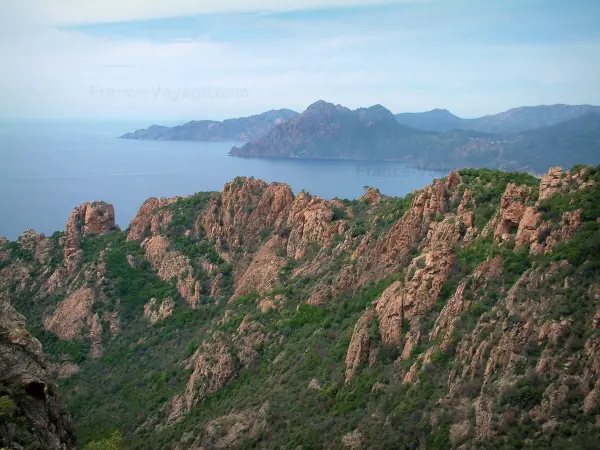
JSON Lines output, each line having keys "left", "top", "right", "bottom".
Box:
{"left": 0, "top": 120, "right": 448, "bottom": 240}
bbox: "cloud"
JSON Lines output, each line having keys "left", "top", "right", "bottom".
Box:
{"left": 0, "top": 0, "right": 599, "bottom": 120}
{"left": 2, "top": 0, "right": 428, "bottom": 26}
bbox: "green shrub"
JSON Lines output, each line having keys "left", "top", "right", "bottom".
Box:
{"left": 0, "top": 395, "right": 15, "bottom": 418}
{"left": 84, "top": 430, "right": 125, "bottom": 450}
{"left": 501, "top": 376, "right": 546, "bottom": 410}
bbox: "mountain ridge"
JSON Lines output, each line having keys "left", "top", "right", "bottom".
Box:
{"left": 118, "top": 103, "right": 600, "bottom": 143}
{"left": 395, "top": 104, "right": 600, "bottom": 134}
{"left": 120, "top": 108, "right": 299, "bottom": 142}
{"left": 1, "top": 165, "right": 600, "bottom": 448}
{"left": 231, "top": 101, "right": 600, "bottom": 173}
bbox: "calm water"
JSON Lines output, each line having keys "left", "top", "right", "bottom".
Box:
{"left": 0, "top": 121, "right": 447, "bottom": 240}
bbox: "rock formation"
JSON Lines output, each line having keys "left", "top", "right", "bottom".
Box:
{"left": 1, "top": 165, "right": 599, "bottom": 448}
{"left": 0, "top": 299, "right": 76, "bottom": 449}
{"left": 63, "top": 201, "right": 116, "bottom": 263}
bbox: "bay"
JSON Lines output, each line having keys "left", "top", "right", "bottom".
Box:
{"left": 0, "top": 121, "right": 447, "bottom": 240}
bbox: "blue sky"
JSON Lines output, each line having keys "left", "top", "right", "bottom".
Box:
{"left": 1, "top": 0, "right": 599, "bottom": 121}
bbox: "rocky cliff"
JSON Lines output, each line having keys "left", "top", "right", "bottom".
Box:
{"left": 1, "top": 165, "right": 599, "bottom": 449}
{"left": 0, "top": 299, "right": 76, "bottom": 449}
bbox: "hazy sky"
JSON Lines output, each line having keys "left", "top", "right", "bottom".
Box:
{"left": 1, "top": 0, "right": 599, "bottom": 121}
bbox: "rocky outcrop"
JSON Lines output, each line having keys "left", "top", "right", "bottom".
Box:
{"left": 178, "top": 403, "right": 269, "bottom": 449}
{"left": 431, "top": 256, "right": 502, "bottom": 344}
{"left": 142, "top": 235, "right": 200, "bottom": 308}
{"left": 560, "top": 209, "right": 582, "bottom": 241}
{"left": 359, "top": 187, "right": 382, "bottom": 205}
{"left": 127, "top": 197, "right": 180, "bottom": 241}
{"left": 345, "top": 309, "right": 374, "bottom": 383}
{"left": 232, "top": 236, "right": 287, "bottom": 300}
{"left": 374, "top": 249, "right": 454, "bottom": 348}
{"left": 286, "top": 193, "right": 342, "bottom": 260}
{"left": 43, "top": 286, "right": 95, "bottom": 341}
{"left": 373, "top": 282, "right": 404, "bottom": 347}
{"left": 515, "top": 206, "right": 541, "bottom": 249}
{"left": 18, "top": 229, "right": 53, "bottom": 264}
{"left": 539, "top": 166, "right": 564, "bottom": 200}
{"left": 169, "top": 318, "right": 268, "bottom": 423}
{"left": 144, "top": 297, "right": 175, "bottom": 324}
{"left": 64, "top": 201, "right": 116, "bottom": 262}
{"left": 342, "top": 429, "right": 363, "bottom": 449}
{"left": 51, "top": 362, "right": 80, "bottom": 379}
{"left": 494, "top": 183, "right": 530, "bottom": 240}
{"left": 306, "top": 284, "right": 331, "bottom": 305}
{"left": 257, "top": 294, "right": 286, "bottom": 313}
{"left": 202, "top": 177, "right": 345, "bottom": 270}
{"left": 308, "top": 378, "right": 323, "bottom": 390}
{"left": 168, "top": 339, "right": 236, "bottom": 424}
{"left": 203, "top": 178, "right": 294, "bottom": 253}
{"left": 0, "top": 299, "right": 76, "bottom": 449}
{"left": 357, "top": 179, "right": 451, "bottom": 286}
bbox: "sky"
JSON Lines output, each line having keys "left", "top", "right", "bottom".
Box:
{"left": 1, "top": 0, "right": 599, "bottom": 121}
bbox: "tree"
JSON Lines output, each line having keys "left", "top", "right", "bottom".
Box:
{"left": 84, "top": 430, "right": 125, "bottom": 450}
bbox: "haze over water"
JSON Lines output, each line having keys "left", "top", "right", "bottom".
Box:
{"left": 0, "top": 121, "right": 447, "bottom": 240}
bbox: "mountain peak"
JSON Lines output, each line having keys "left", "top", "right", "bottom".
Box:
{"left": 304, "top": 100, "right": 342, "bottom": 114}
{"left": 428, "top": 108, "right": 456, "bottom": 116}
{"left": 357, "top": 104, "right": 396, "bottom": 122}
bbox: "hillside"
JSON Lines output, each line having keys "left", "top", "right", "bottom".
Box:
{"left": 395, "top": 104, "right": 600, "bottom": 134}
{"left": 394, "top": 109, "right": 466, "bottom": 133}
{"left": 120, "top": 109, "right": 299, "bottom": 141}
{"left": 232, "top": 102, "right": 600, "bottom": 173}
{"left": 1, "top": 166, "right": 600, "bottom": 449}
{"left": 230, "top": 100, "right": 479, "bottom": 162}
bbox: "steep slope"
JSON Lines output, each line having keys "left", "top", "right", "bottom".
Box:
{"left": 395, "top": 104, "right": 600, "bottom": 134}
{"left": 1, "top": 165, "right": 600, "bottom": 449}
{"left": 0, "top": 298, "right": 76, "bottom": 449}
{"left": 120, "top": 109, "right": 298, "bottom": 141}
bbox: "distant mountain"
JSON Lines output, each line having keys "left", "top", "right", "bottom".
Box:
{"left": 399, "top": 113, "right": 600, "bottom": 172}
{"left": 394, "top": 108, "right": 465, "bottom": 133}
{"left": 231, "top": 101, "right": 600, "bottom": 173}
{"left": 467, "top": 104, "right": 600, "bottom": 134}
{"left": 120, "top": 109, "right": 299, "bottom": 141}
{"left": 230, "top": 100, "right": 441, "bottom": 160}
{"left": 395, "top": 104, "right": 600, "bottom": 134}
{"left": 499, "top": 112, "right": 600, "bottom": 170}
